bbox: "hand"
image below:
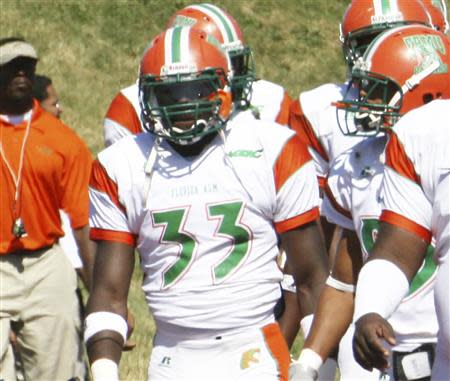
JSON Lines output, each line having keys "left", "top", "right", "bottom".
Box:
{"left": 353, "top": 313, "right": 396, "bottom": 372}
{"left": 123, "top": 309, "right": 136, "bottom": 351}
{"left": 289, "top": 361, "right": 318, "bottom": 381}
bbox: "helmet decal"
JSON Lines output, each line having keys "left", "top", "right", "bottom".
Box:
{"left": 371, "top": 0, "right": 403, "bottom": 24}
{"left": 403, "top": 35, "right": 448, "bottom": 74}
{"left": 161, "top": 27, "right": 197, "bottom": 75}
{"left": 190, "top": 3, "right": 240, "bottom": 45}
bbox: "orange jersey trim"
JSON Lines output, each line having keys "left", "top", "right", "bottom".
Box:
{"left": 385, "top": 132, "right": 420, "bottom": 184}
{"left": 317, "top": 177, "right": 326, "bottom": 188}
{"left": 380, "top": 210, "right": 432, "bottom": 244}
{"left": 105, "top": 92, "right": 142, "bottom": 135}
{"left": 275, "top": 91, "right": 293, "bottom": 126}
{"left": 288, "top": 100, "right": 329, "bottom": 162}
{"left": 90, "top": 160, "right": 126, "bottom": 215}
{"left": 90, "top": 228, "right": 137, "bottom": 246}
{"left": 275, "top": 207, "right": 319, "bottom": 234}
{"left": 274, "top": 134, "right": 312, "bottom": 193}
{"left": 324, "top": 180, "right": 353, "bottom": 220}
{"left": 262, "top": 323, "right": 290, "bottom": 381}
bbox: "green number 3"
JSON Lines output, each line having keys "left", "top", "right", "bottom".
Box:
{"left": 152, "top": 201, "right": 251, "bottom": 289}
{"left": 361, "top": 218, "right": 437, "bottom": 296}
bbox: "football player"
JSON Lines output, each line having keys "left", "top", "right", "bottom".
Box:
{"left": 102, "top": 3, "right": 292, "bottom": 148}
{"left": 283, "top": 0, "right": 433, "bottom": 370}
{"left": 353, "top": 100, "right": 450, "bottom": 381}
{"left": 293, "top": 25, "right": 450, "bottom": 381}
{"left": 85, "top": 26, "right": 328, "bottom": 381}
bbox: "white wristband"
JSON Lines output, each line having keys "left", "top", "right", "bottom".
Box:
{"left": 281, "top": 273, "right": 297, "bottom": 293}
{"left": 353, "top": 259, "right": 409, "bottom": 322}
{"left": 84, "top": 312, "right": 128, "bottom": 344}
{"left": 298, "top": 348, "right": 323, "bottom": 372}
{"left": 325, "top": 275, "right": 355, "bottom": 293}
{"left": 300, "top": 314, "right": 314, "bottom": 338}
{"left": 91, "top": 358, "right": 119, "bottom": 381}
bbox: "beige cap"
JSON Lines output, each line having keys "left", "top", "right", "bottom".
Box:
{"left": 0, "top": 40, "right": 38, "bottom": 65}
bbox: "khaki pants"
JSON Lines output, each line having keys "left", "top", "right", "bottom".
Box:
{"left": 0, "top": 245, "right": 85, "bottom": 381}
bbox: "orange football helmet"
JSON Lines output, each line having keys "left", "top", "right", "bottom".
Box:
{"left": 167, "top": 3, "right": 255, "bottom": 108}
{"left": 421, "top": 0, "right": 449, "bottom": 33}
{"left": 139, "top": 26, "right": 232, "bottom": 145}
{"left": 339, "top": 24, "right": 450, "bottom": 135}
{"left": 340, "top": 0, "right": 432, "bottom": 69}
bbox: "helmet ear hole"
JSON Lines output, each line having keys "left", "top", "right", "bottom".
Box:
{"left": 422, "top": 93, "right": 434, "bottom": 104}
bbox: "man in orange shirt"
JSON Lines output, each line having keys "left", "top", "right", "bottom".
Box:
{"left": 0, "top": 37, "right": 94, "bottom": 381}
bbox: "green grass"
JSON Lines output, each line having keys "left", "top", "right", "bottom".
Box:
{"left": 3, "top": 1, "right": 348, "bottom": 379}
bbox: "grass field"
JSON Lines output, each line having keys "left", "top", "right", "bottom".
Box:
{"left": 2, "top": 1, "right": 350, "bottom": 379}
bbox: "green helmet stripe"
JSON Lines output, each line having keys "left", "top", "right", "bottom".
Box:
{"left": 381, "top": 0, "right": 391, "bottom": 14}
{"left": 373, "top": 0, "right": 399, "bottom": 17}
{"left": 193, "top": 3, "right": 237, "bottom": 44}
{"left": 171, "top": 26, "right": 182, "bottom": 63}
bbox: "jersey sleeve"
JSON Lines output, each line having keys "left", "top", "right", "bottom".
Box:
{"left": 89, "top": 158, "right": 137, "bottom": 246}
{"left": 288, "top": 99, "right": 329, "bottom": 189}
{"left": 275, "top": 90, "right": 293, "bottom": 126}
{"left": 272, "top": 134, "right": 320, "bottom": 233}
{"left": 380, "top": 132, "right": 432, "bottom": 243}
{"left": 103, "top": 91, "right": 142, "bottom": 147}
{"left": 59, "top": 135, "right": 93, "bottom": 229}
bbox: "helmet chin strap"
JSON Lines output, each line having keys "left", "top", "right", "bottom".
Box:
{"left": 172, "top": 119, "right": 208, "bottom": 146}
{"left": 388, "top": 60, "right": 440, "bottom": 108}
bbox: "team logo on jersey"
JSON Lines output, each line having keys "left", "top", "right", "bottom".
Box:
{"left": 227, "top": 149, "right": 263, "bottom": 158}
{"left": 240, "top": 348, "right": 261, "bottom": 369}
{"left": 403, "top": 35, "right": 448, "bottom": 74}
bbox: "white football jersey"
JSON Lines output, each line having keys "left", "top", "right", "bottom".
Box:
{"left": 380, "top": 99, "right": 450, "bottom": 360}
{"left": 324, "top": 135, "right": 438, "bottom": 348}
{"left": 103, "top": 82, "right": 142, "bottom": 147}
{"left": 292, "top": 83, "right": 364, "bottom": 184}
{"left": 381, "top": 99, "right": 450, "bottom": 265}
{"left": 234, "top": 79, "right": 291, "bottom": 126}
{"left": 90, "top": 118, "right": 319, "bottom": 334}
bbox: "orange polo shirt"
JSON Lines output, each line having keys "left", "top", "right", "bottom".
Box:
{"left": 0, "top": 100, "right": 93, "bottom": 254}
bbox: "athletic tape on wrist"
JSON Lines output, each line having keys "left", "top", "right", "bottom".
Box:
{"left": 84, "top": 311, "right": 128, "bottom": 344}
{"left": 325, "top": 275, "right": 355, "bottom": 293}
{"left": 298, "top": 348, "right": 323, "bottom": 372}
{"left": 281, "top": 273, "right": 297, "bottom": 293}
{"left": 353, "top": 259, "right": 409, "bottom": 322}
{"left": 91, "top": 358, "right": 119, "bottom": 381}
{"left": 300, "top": 314, "right": 314, "bottom": 338}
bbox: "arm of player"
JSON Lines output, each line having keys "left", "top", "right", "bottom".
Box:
{"left": 302, "top": 228, "right": 362, "bottom": 360}
{"left": 73, "top": 224, "right": 97, "bottom": 290}
{"left": 277, "top": 260, "right": 301, "bottom": 349}
{"left": 352, "top": 222, "right": 428, "bottom": 371}
{"left": 85, "top": 240, "right": 135, "bottom": 370}
{"left": 280, "top": 220, "right": 328, "bottom": 323}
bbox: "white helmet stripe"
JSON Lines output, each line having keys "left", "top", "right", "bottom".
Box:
{"left": 179, "top": 26, "right": 191, "bottom": 63}
{"left": 164, "top": 27, "right": 174, "bottom": 64}
{"left": 189, "top": 3, "right": 238, "bottom": 44}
